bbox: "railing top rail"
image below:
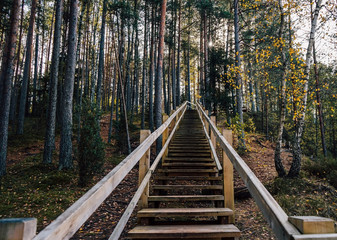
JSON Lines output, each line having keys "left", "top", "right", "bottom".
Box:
{"left": 34, "top": 102, "right": 188, "bottom": 240}
{"left": 194, "top": 106, "right": 222, "bottom": 171}
{"left": 195, "top": 102, "right": 300, "bottom": 240}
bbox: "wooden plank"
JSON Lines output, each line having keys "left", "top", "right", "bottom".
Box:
{"left": 164, "top": 157, "right": 213, "bottom": 162}
{"left": 292, "top": 234, "right": 337, "bottom": 240}
{"left": 162, "top": 162, "right": 215, "bottom": 167}
{"left": 148, "top": 195, "right": 224, "bottom": 202}
{"left": 223, "top": 129, "right": 234, "bottom": 223}
{"left": 152, "top": 185, "right": 223, "bottom": 190}
{"left": 158, "top": 169, "right": 217, "bottom": 173}
{"left": 154, "top": 176, "right": 222, "bottom": 181}
{"left": 33, "top": 102, "right": 188, "bottom": 240}
{"left": 139, "top": 130, "right": 151, "bottom": 209}
{"left": 196, "top": 102, "right": 300, "bottom": 240}
{"left": 210, "top": 116, "right": 216, "bottom": 149}
{"left": 137, "top": 208, "right": 233, "bottom": 218}
{"left": 128, "top": 224, "right": 240, "bottom": 239}
{"left": 289, "top": 216, "right": 335, "bottom": 234}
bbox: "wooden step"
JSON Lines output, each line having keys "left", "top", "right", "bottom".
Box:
{"left": 148, "top": 195, "right": 224, "bottom": 202}
{"left": 152, "top": 185, "right": 222, "bottom": 190}
{"left": 168, "top": 149, "right": 211, "bottom": 153}
{"left": 158, "top": 169, "right": 218, "bottom": 173}
{"left": 162, "top": 162, "right": 215, "bottom": 167}
{"left": 128, "top": 224, "right": 241, "bottom": 239}
{"left": 137, "top": 208, "right": 233, "bottom": 218}
{"left": 153, "top": 176, "right": 222, "bottom": 181}
{"left": 164, "top": 158, "right": 214, "bottom": 162}
{"left": 168, "top": 153, "right": 211, "bottom": 157}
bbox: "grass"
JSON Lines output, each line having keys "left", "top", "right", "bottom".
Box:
{"left": 267, "top": 175, "right": 337, "bottom": 221}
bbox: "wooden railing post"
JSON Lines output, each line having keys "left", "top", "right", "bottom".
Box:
{"left": 222, "top": 129, "right": 234, "bottom": 224}
{"left": 162, "top": 115, "right": 169, "bottom": 161}
{"left": 139, "top": 130, "right": 151, "bottom": 210}
{"left": 0, "top": 218, "right": 37, "bottom": 240}
{"left": 204, "top": 110, "right": 209, "bottom": 135}
{"left": 210, "top": 116, "right": 216, "bottom": 149}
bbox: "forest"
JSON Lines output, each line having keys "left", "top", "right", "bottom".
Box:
{"left": 0, "top": 0, "right": 337, "bottom": 238}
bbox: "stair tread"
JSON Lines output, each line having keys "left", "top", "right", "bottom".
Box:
{"left": 138, "top": 208, "right": 233, "bottom": 217}
{"left": 152, "top": 185, "right": 222, "bottom": 190}
{"left": 162, "top": 163, "right": 215, "bottom": 167}
{"left": 153, "top": 176, "right": 222, "bottom": 181}
{"left": 158, "top": 169, "right": 218, "bottom": 173}
{"left": 128, "top": 224, "right": 241, "bottom": 238}
{"left": 148, "top": 195, "right": 224, "bottom": 201}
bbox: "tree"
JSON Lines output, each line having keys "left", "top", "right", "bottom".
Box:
{"left": 0, "top": 0, "right": 20, "bottom": 176}
{"left": 289, "top": 0, "right": 322, "bottom": 177}
{"left": 59, "top": 0, "right": 79, "bottom": 170}
{"left": 154, "top": 0, "right": 167, "bottom": 153}
{"left": 43, "top": 0, "right": 63, "bottom": 164}
{"left": 17, "top": 0, "right": 37, "bottom": 135}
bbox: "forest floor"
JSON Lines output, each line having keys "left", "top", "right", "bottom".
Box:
{"left": 1, "top": 115, "right": 336, "bottom": 239}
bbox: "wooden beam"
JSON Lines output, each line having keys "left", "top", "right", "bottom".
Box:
{"left": 210, "top": 116, "right": 216, "bottom": 149}
{"left": 0, "top": 218, "right": 37, "bottom": 240}
{"left": 223, "top": 129, "right": 234, "bottom": 224}
{"left": 139, "top": 130, "right": 151, "bottom": 209}
{"left": 289, "top": 216, "right": 335, "bottom": 234}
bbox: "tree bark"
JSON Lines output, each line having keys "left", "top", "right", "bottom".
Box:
{"left": 17, "top": 0, "right": 37, "bottom": 134}
{"left": 176, "top": 0, "right": 181, "bottom": 106}
{"left": 234, "top": 0, "right": 245, "bottom": 148}
{"left": 59, "top": 0, "right": 79, "bottom": 169}
{"left": 0, "top": 0, "right": 20, "bottom": 176}
{"left": 141, "top": 0, "right": 148, "bottom": 129}
{"left": 43, "top": 0, "right": 63, "bottom": 164}
{"left": 154, "top": 0, "right": 167, "bottom": 153}
{"left": 274, "top": 0, "right": 287, "bottom": 177}
{"left": 96, "top": 0, "right": 107, "bottom": 109}
{"left": 148, "top": 4, "right": 155, "bottom": 132}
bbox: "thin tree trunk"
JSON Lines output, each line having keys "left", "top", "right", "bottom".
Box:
{"left": 148, "top": 4, "right": 155, "bottom": 132}
{"left": 9, "top": 0, "right": 24, "bottom": 123}
{"left": 313, "top": 41, "right": 327, "bottom": 157}
{"left": 176, "top": 0, "right": 181, "bottom": 106}
{"left": 141, "top": 0, "right": 148, "bottom": 129}
{"left": 59, "top": 0, "right": 79, "bottom": 170}
{"left": 171, "top": 1, "right": 176, "bottom": 110}
{"left": 0, "top": 0, "right": 20, "bottom": 176}
{"left": 234, "top": 0, "right": 245, "bottom": 148}
{"left": 154, "top": 0, "right": 167, "bottom": 153}
{"left": 32, "top": 4, "right": 40, "bottom": 116}
{"left": 43, "top": 0, "right": 63, "bottom": 164}
{"left": 289, "top": 0, "right": 322, "bottom": 177}
{"left": 274, "top": 0, "right": 287, "bottom": 177}
{"left": 17, "top": 0, "right": 37, "bottom": 134}
{"left": 96, "top": 0, "right": 107, "bottom": 109}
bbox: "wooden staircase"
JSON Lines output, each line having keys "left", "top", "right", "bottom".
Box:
{"left": 128, "top": 110, "right": 241, "bottom": 239}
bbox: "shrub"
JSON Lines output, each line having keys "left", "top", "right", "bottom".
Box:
{"left": 77, "top": 100, "right": 105, "bottom": 187}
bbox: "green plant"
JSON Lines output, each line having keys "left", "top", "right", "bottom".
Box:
{"left": 77, "top": 100, "right": 105, "bottom": 187}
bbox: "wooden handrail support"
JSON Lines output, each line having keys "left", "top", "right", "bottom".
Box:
{"left": 196, "top": 102, "right": 337, "bottom": 240}
{"left": 11, "top": 102, "right": 188, "bottom": 240}
{"left": 139, "top": 130, "right": 151, "bottom": 210}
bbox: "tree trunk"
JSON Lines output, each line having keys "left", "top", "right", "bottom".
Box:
{"left": 171, "top": 1, "right": 176, "bottom": 110}
{"left": 234, "top": 0, "right": 245, "bottom": 148}
{"left": 9, "top": 0, "right": 24, "bottom": 124}
{"left": 17, "top": 0, "right": 37, "bottom": 134}
{"left": 59, "top": 0, "right": 79, "bottom": 170}
{"left": 289, "top": 0, "right": 322, "bottom": 177}
{"left": 96, "top": 0, "right": 107, "bottom": 109}
{"left": 313, "top": 41, "right": 327, "bottom": 157}
{"left": 32, "top": 5, "right": 39, "bottom": 116}
{"left": 274, "top": 0, "right": 287, "bottom": 177}
{"left": 0, "top": 0, "right": 20, "bottom": 176}
{"left": 141, "top": 0, "right": 148, "bottom": 129}
{"left": 148, "top": 4, "right": 155, "bottom": 132}
{"left": 43, "top": 0, "right": 63, "bottom": 164}
{"left": 176, "top": 0, "right": 181, "bottom": 106}
{"left": 154, "top": 0, "right": 167, "bottom": 153}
